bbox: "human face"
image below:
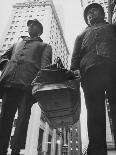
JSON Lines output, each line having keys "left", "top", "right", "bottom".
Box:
{"left": 87, "top": 7, "right": 104, "bottom": 25}
{"left": 28, "top": 23, "right": 40, "bottom": 38}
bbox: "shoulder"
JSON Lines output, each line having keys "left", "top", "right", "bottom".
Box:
{"left": 77, "top": 27, "right": 89, "bottom": 39}
{"left": 42, "top": 42, "right": 52, "bottom": 49}
{"left": 75, "top": 28, "right": 87, "bottom": 44}
{"left": 21, "top": 36, "right": 28, "bottom": 39}
{"left": 16, "top": 36, "right": 28, "bottom": 43}
{"left": 20, "top": 36, "right": 29, "bottom": 40}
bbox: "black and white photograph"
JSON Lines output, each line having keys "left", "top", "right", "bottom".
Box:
{"left": 0, "top": 0, "right": 116, "bottom": 155}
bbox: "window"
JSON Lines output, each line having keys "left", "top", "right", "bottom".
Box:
{"left": 10, "top": 26, "right": 13, "bottom": 30}
{"left": 13, "top": 16, "right": 16, "bottom": 19}
{"left": 10, "top": 38, "right": 13, "bottom": 41}
{"left": 2, "top": 44, "right": 6, "bottom": 47}
{"left": 7, "top": 32, "right": 11, "bottom": 35}
{"left": 12, "top": 21, "right": 15, "bottom": 24}
{"left": 5, "top": 38, "right": 8, "bottom": 41}
{"left": 76, "top": 147, "right": 78, "bottom": 151}
{"left": 12, "top": 32, "right": 15, "bottom": 35}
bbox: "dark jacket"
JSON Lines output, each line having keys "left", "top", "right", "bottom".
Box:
{"left": 0, "top": 36, "right": 52, "bottom": 91}
{"left": 70, "top": 22, "right": 116, "bottom": 77}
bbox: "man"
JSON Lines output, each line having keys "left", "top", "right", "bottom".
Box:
{"left": 70, "top": 3, "right": 116, "bottom": 155}
{"left": 0, "top": 19, "right": 52, "bottom": 155}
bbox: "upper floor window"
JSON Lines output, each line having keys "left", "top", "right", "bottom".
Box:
{"left": 12, "top": 32, "right": 16, "bottom": 35}
{"left": 7, "top": 32, "right": 11, "bottom": 35}
{"left": 2, "top": 44, "right": 6, "bottom": 47}
{"left": 12, "top": 21, "right": 15, "bottom": 24}
{"left": 10, "top": 38, "right": 13, "bottom": 41}
{"left": 5, "top": 38, "right": 8, "bottom": 41}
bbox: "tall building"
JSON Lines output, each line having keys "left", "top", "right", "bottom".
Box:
{"left": 68, "top": 122, "right": 82, "bottom": 155}
{"left": 0, "top": 0, "right": 82, "bottom": 155}
{"left": 56, "top": 122, "right": 82, "bottom": 155}
{"left": 80, "top": 0, "right": 115, "bottom": 151}
{"left": 112, "top": 1, "right": 116, "bottom": 23}
{"left": 0, "top": 0, "right": 69, "bottom": 68}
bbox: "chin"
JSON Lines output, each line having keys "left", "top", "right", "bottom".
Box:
{"left": 90, "top": 18, "right": 98, "bottom": 25}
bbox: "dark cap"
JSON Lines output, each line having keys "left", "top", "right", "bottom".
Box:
{"left": 84, "top": 3, "right": 105, "bottom": 25}
{"left": 27, "top": 19, "right": 43, "bottom": 35}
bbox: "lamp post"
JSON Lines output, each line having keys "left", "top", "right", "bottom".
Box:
{"left": 62, "top": 126, "right": 68, "bottom": 155}
{"left": 42, "top": 140, "right": 62, "bottom": 155}
{"left": 41, "top": 142, "right": 52, "bottom": 155}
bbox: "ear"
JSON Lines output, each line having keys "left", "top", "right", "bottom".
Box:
{"left": 38, "top": 32, "right": 41, "bottom": 37}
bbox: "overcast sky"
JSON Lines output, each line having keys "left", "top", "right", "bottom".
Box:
{"left": 0, "top": 0, "right": 86, "bottom": 52}
{"left": 0, "top": 0, "right": 88, "bottom": 149}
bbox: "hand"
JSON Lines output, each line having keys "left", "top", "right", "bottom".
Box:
{"left": 0, "top": 59, "right": 8, "bottom": 70}
{"left": 1, "top": 59, "right": 8, "bottom": 65}
{"left": 73, "top": 70, "right": 81, "bottom": 78}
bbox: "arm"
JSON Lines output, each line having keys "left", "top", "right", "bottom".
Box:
{"left": 41, "top": 44, "right": 52, "bottom": 69}
{"left": 31, "top": 44, "right": 52, "bottom": 85}
{"left": 0, "top": 45, "right": 14, "bottom": 70}
{"left": 70, "top": 35, "right": 83, "bottom": 71}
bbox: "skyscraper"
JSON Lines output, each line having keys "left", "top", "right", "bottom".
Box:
{"left": 0, "top": 0, "right": 69, "bottom": 68}
{"left": 112, "top": 1, "right": 116, "bottom": 23}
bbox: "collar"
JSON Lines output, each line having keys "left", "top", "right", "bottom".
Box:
{"left": 88, "top": 20, "right": 108, "bottom": 27}
{"left": 21, "top": 36, "right": 43, "bottom": 42}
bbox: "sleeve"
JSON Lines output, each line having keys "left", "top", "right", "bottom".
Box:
{"left": 41, "top": 44, "right": 52, "bottom": 69}
{"left": 0, "top": 45, "right": 14, "bottom": 70}
{"left": 70, "top": 35, "right": 83, "bottom": 71}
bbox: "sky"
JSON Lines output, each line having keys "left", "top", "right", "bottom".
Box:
{"left": 53, "top": 0, "right": 87, "bottom": 52}
{"left": 0, "top": 0, "right": 88, "bottom": 149}
{"left": 0, "top": 0, "right": 87, "bottom": 52}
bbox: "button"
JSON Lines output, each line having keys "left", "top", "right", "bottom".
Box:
{"left": 23, "top": 43, "right": 26, "bottom": 49}
{"left": 20, "top": 53, "right": 24, "bottom": 56}
{"left": 23, "top": 46, "right": 26, "bottom": 49}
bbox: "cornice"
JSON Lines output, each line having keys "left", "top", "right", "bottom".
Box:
{"left": 13, "top": 2, "right": 49, "bottom": 8}
{"left": 13, "top": 0, "right": 51, "bottom": 8}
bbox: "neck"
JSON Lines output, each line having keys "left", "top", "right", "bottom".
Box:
{"left": 30, "top": 35, "right": 38, "bottom": 38}
{"left": 89, "top": 18, "right": 104, "bottom": 26}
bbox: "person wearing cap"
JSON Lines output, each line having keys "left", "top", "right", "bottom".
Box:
{"left": 0, "top": 19, "right": 52, "bottom": 155}
{"left": 70, "top": 3, "right": 116, "bottom": 155}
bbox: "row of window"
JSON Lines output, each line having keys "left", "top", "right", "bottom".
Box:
{"left": 15, "top": 5, "right": 46, "bottom": 10}
{"left": 2, "top": 44, "right": 11, "bottom": 48}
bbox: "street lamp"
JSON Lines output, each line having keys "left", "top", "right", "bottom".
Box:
{"left": 56, "top": 139, "right": 61, "bottom": 144}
